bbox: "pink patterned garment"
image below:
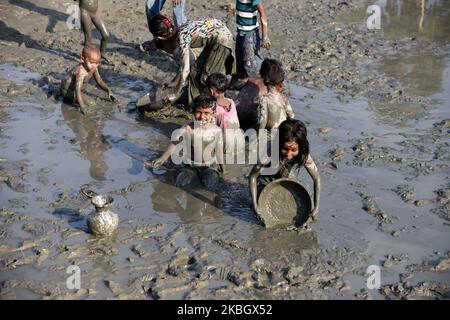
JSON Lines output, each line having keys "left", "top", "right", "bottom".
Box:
{"left": 215, "top": 98, "right": 240, "bottom": 129}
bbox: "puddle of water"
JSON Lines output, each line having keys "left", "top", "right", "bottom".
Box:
{"left": 340, "top": 0, "right": 450, "bottom": 43}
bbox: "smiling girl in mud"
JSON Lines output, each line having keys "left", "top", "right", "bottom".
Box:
{"left": 60, "top": 44, "right": 117, "bottom": 115}
{"left": 148, "top": 15, "right": 235, "bottom": 108}
{"left": 146, "top": 95, "right": 224, "bottom": 191}
{"left": 249, "top": 119, "right": 321, "bottom": 222}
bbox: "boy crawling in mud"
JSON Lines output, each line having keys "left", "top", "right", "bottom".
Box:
{"left": 146, "top": 95, "right": 224, "bottom": 191}
{"left": 60, "top": 44, "right": 117, "bottom": 115}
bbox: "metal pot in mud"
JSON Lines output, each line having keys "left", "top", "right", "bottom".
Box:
{"left": 256, "top": 178, "right": 312, "bottom": 228}
{"left": 81, "top": 187, "right": 119, "bottom": 237}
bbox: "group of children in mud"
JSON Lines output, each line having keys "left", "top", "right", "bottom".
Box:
{"left": 60, "top": 0, "right": 321, "bottom": 224}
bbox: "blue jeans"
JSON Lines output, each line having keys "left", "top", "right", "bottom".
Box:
{"left": 146, "top": 0, "right": 187, "bottom": 27}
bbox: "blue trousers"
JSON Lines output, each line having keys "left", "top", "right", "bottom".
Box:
{"left": 146, "top": 0, "right": 187, "bottom": 27}
{"left": 235, "top": 29, "right": 263, "bottom": 78}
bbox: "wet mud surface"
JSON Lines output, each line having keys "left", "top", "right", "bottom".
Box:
{"left": 0, "top": 0, "right": 449, "bottom": 299}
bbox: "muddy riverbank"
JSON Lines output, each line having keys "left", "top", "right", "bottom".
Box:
{"left": 0, "top": 0, "right": 449, "bottom": 299}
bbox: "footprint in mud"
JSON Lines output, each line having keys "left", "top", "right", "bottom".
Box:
{"left": 52, "top": 208, "right": 87, "bottom": 232}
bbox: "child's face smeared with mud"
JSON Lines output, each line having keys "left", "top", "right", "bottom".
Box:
{"left": 281, "top": 141, "right": 299, "bottom": 161}
{"left": 82, "top": 51, "right": 101, "bottom": 72}
{"left": 194, "top": 106, "right": 214, "bottom": 126}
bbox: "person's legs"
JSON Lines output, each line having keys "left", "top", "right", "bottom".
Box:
{"left": 175, "top": 166, "right": 198, "bottom": 188}
{"left": 80, "top": 8, "right": 93, "bottom": 46}
{"left": 146, "top": 0, "right": 166, "bottom": 24}
{"left": 235, "top": 32, "right": 246, "bottom": 78}
{"left": 91, "top": 15, "right": 110, "bottom": 57}
{"left": 172, "top": 0, "right": 187, "bottom": 26}
{"left": 242, "top": 30, "right": 260, "bottom": 77}
{"left": 200, "top": 167, "right": 220, "bottom": 192}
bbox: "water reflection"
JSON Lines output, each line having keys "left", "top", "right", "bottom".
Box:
{"left": 61, "top": 103, "right": 110, "bottom": 181}
{"left": 374, "top": 0, "right": 450, "bottom": 42}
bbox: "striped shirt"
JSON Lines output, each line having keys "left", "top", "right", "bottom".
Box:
{"left": 236, "top": 0, "right": 261, "bottom": 33}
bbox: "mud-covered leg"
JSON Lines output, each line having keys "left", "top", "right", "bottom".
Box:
{"left": 92, "top": 15, "right": 110, "bottom": 60}
{"left": 200, "top": 167, "right": 223, "bottom": 208}
{"left": 175, "top": 167, "right": 198, "bottom": 188}
{"left": 80, "top": 8, "right": 93, "bottom": 47}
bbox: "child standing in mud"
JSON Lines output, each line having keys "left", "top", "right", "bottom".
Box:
{"left": 235, "top": 0, "right": 270, "bottom": 78}
{"left": 146, "top": 95, "right": 224, "bottom": 191}
{"left": 60, "top": 44, "right": 117, "bottom": 115}
{"left": 79, "top": 0, "right": 110, "bottom": 62}
{"left": 249, "top": 119, "right": 321, "bottom": 222}
{"left": 257, "top": 59, "right": 294, "bottom": 133}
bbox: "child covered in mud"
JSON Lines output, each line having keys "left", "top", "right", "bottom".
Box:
{"left": 249, "top": 119, "right": 321, "bottom": 222}
{"left": 60, "top": 44, "right": 117, "bottom": 115}
{"left": 257, "top": 59, "right": 294, "bottom": 132}
{"left": 146, "top": 95, "right": 224, "bottom": 191}
{"left": 79, "top": 0, "right": 110, "bottom": 62}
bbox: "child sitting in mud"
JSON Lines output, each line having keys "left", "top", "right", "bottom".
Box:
{"left": 60, "top": 44, "right": 117, "bottom": 115}
{"left": 79, "top": 0, "right": 110, "bottom": 62}
{"left": 249, "top": 119, "right": 321, "bottom": 222}
{"left": 206, "top": 73, "right": 242, "bottom": 155}
{"left": 146, "top": 95, "right": 224, "bottom": 191}
{"left": 257, "top": 59, "right": 294, "bottom": 133}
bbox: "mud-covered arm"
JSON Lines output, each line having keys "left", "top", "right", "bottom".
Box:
{"left": 148, "top": 126, "right": 186, "bottom": 168}
{"left": 94, "top": 69, "right": 118, "bottom": 102}
{"left": 93, "top": 68, "right": 110, "bottom": 93}
{"left": 258, "top": 98, "right": 268, "bottom": 129}
{"left": 249, "top": 164, "right": 262, "bottom": 213}
{"left": 285, "top": 99, "right": 295, "bottom": 119}
{"left": 256, "top": 3, "right": 268, "bottom": 35}
{"left": 304, "top": 155, "right": 321, "bottom": 221}
{"left": 165, "top": 46, "right": 190, "bottom": 103}
{"left": 256, "top": 3, "right": 270, "bottom": 48}
{"left": 75, "top": 77, "right": 87, "bottom": 113}
{"left": 154, "top": 143, "right": 177, "bottom": 165}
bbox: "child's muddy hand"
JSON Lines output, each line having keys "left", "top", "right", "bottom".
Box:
{"left": 79, "top": 107, "right": 88, "bottom": 115}
{"left": 262, "top": 33, "right": 271, "bottom": 49}
{"left": 145, "top": 158, "right": 165, "bottom": 169}
{"left": 310, "top": 208, "right": 319, "bottom": 222}
{"left": 108, "top": 92, "right": 118, "bottom": 102}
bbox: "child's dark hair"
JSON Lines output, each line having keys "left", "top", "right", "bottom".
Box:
{"left": 278, "top": 119, "right": 310, "bottom": 166}
{"left": 261, "top": 59, "right": 284, "bottom": 87}
{"left": 148, "top": 14, "right": 175, "bottom": 39}
{"left": 205, "top": 73, "right": 229, "bottom": 93}
{"left": 193, "top": 95, "right": 216, "bottom": 112}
